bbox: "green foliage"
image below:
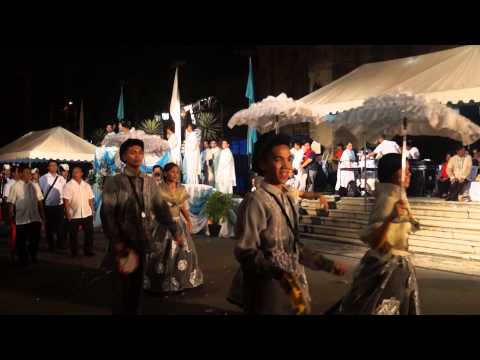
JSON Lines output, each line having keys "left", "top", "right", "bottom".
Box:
{"left": 203, "top": 191, "right": 234, "bottom": 224}
{"left": 139, "top": 118, "right": 163, "bottom": 135}
{"left": 91, "top": 128, "right": 106, "bottom": 146}
{"left": 196, "top": 112, "right": 222, "bottom": 141}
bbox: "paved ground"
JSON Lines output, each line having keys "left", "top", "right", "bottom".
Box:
{"left": 1, "top": 230, "right": 480, "bottom": 315}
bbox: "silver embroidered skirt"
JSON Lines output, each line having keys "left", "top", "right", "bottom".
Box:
{"left": 144, "top": 217, "right": 204, "bottom": 293}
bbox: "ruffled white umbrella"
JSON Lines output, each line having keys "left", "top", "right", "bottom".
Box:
{"left": 101, "top": 128, "right": 170, "bottom": 157}
{"left": 332, "top": 93, "right": 480, "bottom": 145}
{"left": 228, "top": 93, "right": 323, "bottom": 135}
{"left": 332, "top": 92, "right": 480, "bottom": 185}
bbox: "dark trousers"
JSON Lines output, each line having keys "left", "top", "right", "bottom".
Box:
{"left": 68, "top": 216, "right": 94, "bottom": 255}
{"left": 16, "top": 222, "right": 41, "bottom": 264}
{"left": 45, "top": 205, "right": 65, "bottom": 250}
{"left": 112, "top": 253, "right": 145, "bottom": 315}
{"left": 447, "top": 180, "right": 469, "bottom": 201}
{"left": 305, "top": 169, "right": 318, "bottom": 192}
{"left": 436, "top": 179, "right": 451, "bottom": 197}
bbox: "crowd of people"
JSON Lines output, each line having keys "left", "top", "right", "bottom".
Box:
{"left": 282, "top": 132, "right": 480, "bottom": 203}
{"left": 103, "top": 121, "right": 237, "bottom": 194}
{"left": 0, "top": 161, "right": 95, "bottom": 266}
{"left": 3, "top": 122, "right": 480, "bottom": 315}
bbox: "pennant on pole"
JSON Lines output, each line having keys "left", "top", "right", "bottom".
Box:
{"left": 246, "top": 57, "right": 257, "bottom": 156}
{"left": 169, "top": 68, "right": 182, "bottom": 162}
{"left": 117, "top": 86, "right": 124, "bottom": 121}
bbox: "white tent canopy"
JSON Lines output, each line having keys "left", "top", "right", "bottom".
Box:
{"left": 301, "top": 45, "right": 480, "bottom": 116}
{"left": 0, "top": 126, "right": 97, "bottom": 163}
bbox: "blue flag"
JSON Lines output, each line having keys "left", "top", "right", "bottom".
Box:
{"left": 246, "top": 57, "right": 257, "bottom": 155}
{"left": 117, "top": 86, "right": 124, "bottom": 121}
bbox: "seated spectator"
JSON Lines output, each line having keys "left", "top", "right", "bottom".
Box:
{"left": 435, "top": 153, "right": 452, "bottom": 198}
{"left": 446, "top": 145, "right": 473, "bottom": 202}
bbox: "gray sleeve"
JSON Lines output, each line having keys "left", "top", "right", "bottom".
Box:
{"left": 233, "top": 195, "right": 281, "bottom": 278}
{"left": 152, "top": 183, "right": 179, "bottom": 237}
{"left": 298, "top": 242, "right": 335, "bottom": 272}
{"left": 100, "top": 176, "right": 122, "bottom": 247}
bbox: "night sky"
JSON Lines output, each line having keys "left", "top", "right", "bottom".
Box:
{"left": 0, "top": 44, "right": 254, "bottom": 146}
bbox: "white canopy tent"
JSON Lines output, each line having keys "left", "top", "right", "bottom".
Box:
{"left": 302, "top": 45, "right": 480, "bottom": 147}
{"left": 0, "top": 126, "right": 97, "bottom": 163}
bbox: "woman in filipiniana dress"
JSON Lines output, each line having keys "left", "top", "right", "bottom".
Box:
{"left": 336, "top": 153, "right": 421, "bottom": 315}
{"left": 145, "top": 162, "right": 204, "bottom": 293}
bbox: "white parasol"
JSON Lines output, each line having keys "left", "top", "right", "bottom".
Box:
{"left": 332, "top": 92, "right": 480, "bottom": 187}
{"left": 101, "top": 128, "right": 170, "bottom": 157}
{"left": 228, "top": 93, "right": 323, "bottom": 135}
{"left": 332, "top": 93, "right": 480, "bottom": 146}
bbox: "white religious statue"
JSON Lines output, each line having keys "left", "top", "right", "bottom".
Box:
{"left": 205, "top": 140, "right": 221, "bottom": 187}
{"left": 184, "top": 124, "right": 201, "bottom": 184}
{"left": 215, "top": 140, "right": 236, "bottom": 194}
{"left": 166, "top": 127, "right": 181, "bottom": 166}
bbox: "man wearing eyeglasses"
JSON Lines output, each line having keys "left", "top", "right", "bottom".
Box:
{"left": 152, "top": 165, "right": 163, "bottom": 185}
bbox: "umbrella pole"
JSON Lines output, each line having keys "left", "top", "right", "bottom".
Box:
{"left": 363, "top": 135, "right": 368, "bottom": 211}
{"left": 402, "top": 117, "right": 408, "bottom": 187}
{"left": 275, "top": 115, "right": 280, "bottom": 135}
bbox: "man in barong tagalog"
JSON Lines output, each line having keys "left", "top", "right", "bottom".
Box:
{"left": 100, "top": 138, "right": 182, "bottom": 315}
{"left": 206, "top": 140, "right": 221, "bottom": 187}
{"left": 227, "top": 133, "right": 346, "bottom": 315}
{"left": 335, "top": 153, "right": 421, "bottom": 315}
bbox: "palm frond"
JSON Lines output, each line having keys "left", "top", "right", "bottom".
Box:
{"left": 195, "top": 112, "right": 222, "bottom": 141}
{"left": 91, "top": 128, "right": 106, "bottom": 146}
{"left": 139, "top": 118, "right": 163, "bottom": 135}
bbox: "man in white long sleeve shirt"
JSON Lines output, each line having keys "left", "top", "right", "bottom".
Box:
{"left": 370, "top": 134, "right": 401, "bottom": 159}
{"left": 39, "top": 160, "right": 67, "bottom": 251}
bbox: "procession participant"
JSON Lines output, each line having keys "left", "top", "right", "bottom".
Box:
{"left": 60, "top": 164, "right": 70, "bottom": 181}
{"left": 100, "top": 139, "right": 181, "bottom": 314}
{"left": 4, "top": 165, "right": 19, "bottom": 262}
{"left": 146, "top": 162, "right": 204, "bottom": 293}
{"left": 106, "top": 124, "right": 114, "bottom": 135}
{"left": 200, "top": 140, "right": 210, "bottom": 185}
{"left": 369, "top": 134, "right": 401, "bottom": 159}
{"left": 8, "top": 164, "right": 45, "bottom": 266}
{"left": 31, "top": 168, "right": 40, "bottom": 184}
{"left": 406, "top": 140, "right": 420, "bottom": 160}
{"left": 227, "top": 133, "right": 346, "bottom": 315}
{"left": 1, "top": 165, "right": 13, "bottom": 219}
{"left": 206, "top": 140, "right": 221, "bottom": 187}
{"left": 336, "top": 153, "right": 421, "bottom": 315}
{"left": 166, "top": 126, "right": 181, "bottom": 166}
{"left": 215, "top": 140, "right": 236, "bottom": 194}
{"left": 184, "top": 123, "right": 201, "bottom": 185}
{"left": 152, "top": 165, "right": 163, "bottom": 185}
{"left": 446, "top": 145, "right": 473, "bottom": 202}
{"left": 63, "top": 166, "right": 95, "bottom": 257}
{"left": 39, "top": 160, "right": 67, "bottom": 252}
{"left": 118, "top": 120, "right": 133, "bottom": 134}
